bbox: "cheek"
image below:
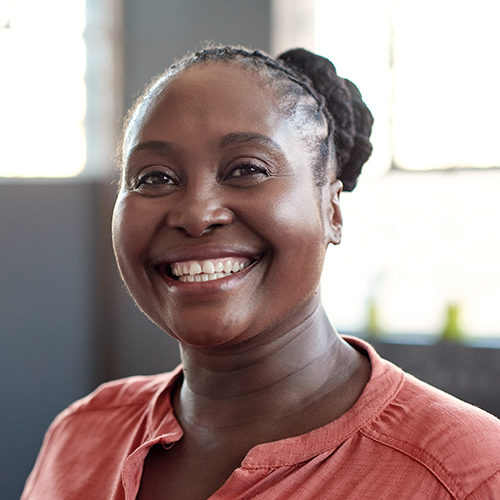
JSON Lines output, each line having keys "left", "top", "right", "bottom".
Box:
{"left": 111, "top": 196, "right": 155, "bottom": 279}
{"left": 271, "top": 179, "right": 324, "bottom": 244}
{"left": 248, "top": 181, "right": 326, "bottom": 287}
{"left": 112, "top": 196, "right": 133, "bottom": 266}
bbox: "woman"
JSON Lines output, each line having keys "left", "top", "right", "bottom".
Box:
{"left": 22, "top": 46, "right": 500, "bottom": 499}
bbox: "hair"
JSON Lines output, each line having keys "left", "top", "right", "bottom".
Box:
{"left": 120, "top": 45, "right": 374, "bottom": 192}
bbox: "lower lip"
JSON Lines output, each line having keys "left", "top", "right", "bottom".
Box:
{"left": 158, "top": 262, "right": 256, "bottom": 295}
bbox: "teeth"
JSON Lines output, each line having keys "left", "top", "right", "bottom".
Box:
{"left": 189, "top": 262, "right": 202, "bottom": 275}
{"left": 171, "top": 257, "right": 252, "bottom": 283}
{"left": 178, "top": 271, "right": 232, "bottom": 282}
{"left": 202, "top": 260, "right": 215, "bottom": 274}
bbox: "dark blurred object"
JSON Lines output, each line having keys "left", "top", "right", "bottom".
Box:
{"left": 371, "top": 340, "right": 500, "bottom": 418}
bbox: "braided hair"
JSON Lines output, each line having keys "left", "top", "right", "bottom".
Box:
{"left": 122, "top": 45, "right": 374, "bottom": 192}
{"left": 277, "top": 49, "right": 374, "bottom": 191}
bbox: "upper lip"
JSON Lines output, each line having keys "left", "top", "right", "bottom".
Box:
{"left": 151, "top": 245, "right": 263, "bottom": 267}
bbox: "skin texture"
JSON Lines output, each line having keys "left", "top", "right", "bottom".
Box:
{"left": 112, "top": 62, "right": 371, "bottom": 500}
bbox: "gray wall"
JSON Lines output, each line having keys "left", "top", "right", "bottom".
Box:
{"left": 0, "top": 183, "right": 97, "bottom": 497}
{"left": 1, "top": 1, "right": 271, "bottom": 497}
{"left": 123, "top": 0, "right": 271, "bottom": 110}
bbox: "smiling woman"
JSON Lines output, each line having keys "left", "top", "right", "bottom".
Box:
{"left": 113, "top": 59, "right": 338, "bottom": 348}
{"left": 21, "top": 46, "right": 500, "bottom": 500}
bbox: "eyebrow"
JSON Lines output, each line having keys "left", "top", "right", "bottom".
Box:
{"left": 219, "top": 132, "right": 283, "bottom": 155}
{"left": 126, "top": 140, "right": 174, "bottom": 160}
{"left": 126, "top": 133, "right": 284, "bottom": 162}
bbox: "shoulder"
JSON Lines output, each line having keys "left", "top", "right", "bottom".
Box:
{"left": 53, "top": 366, "right": 182, "bottom": 424}
{"left": 385, "top": 370, "right": 500, "bottom": 453}
{"left": 21, "top": 367, "right": 183, "bottom": 499}
{"left": 363, "top": 368, "right": 500, "bottom": 498}
{"left": 344, "top": 337, "right": 500, "bottom": 497}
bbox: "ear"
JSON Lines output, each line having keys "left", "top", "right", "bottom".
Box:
{"left": 323, "top": 179, "right": 343, "bottom": 245}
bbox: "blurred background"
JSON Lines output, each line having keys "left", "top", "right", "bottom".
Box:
{"left": 1, "top": 0, "right": 499, "bottom": 496}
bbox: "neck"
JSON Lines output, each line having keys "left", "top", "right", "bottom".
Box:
{"left": 175, "top": 306, "right": 368, "bottom": 434}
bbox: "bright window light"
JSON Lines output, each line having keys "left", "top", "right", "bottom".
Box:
{"left": 0, "top": 0, "right": 86, "bottom": 177}
{"left": 312, "top": 0, "right": 500, "bottom": 340}
{"left": 315, "top": 0, "right": 500, "bottom": 172}
{"left": 314, "top": 0, "right": 392, "bottom": 178}
{"left": 390, "top": 0, "right": 500, "bottom": 170}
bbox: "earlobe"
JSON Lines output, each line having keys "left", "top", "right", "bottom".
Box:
{"left": 326, "top": 179, "right": 343, "bottom": 245}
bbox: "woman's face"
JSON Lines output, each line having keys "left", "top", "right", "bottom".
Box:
{"left": 112, "top": 62, "right": 341, "bottom": 348}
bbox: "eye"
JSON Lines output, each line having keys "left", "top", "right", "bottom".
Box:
{"left": 226, "top": 162, "right": 269, "bottom": 181}
{"left": 132, "top": 168, "right": 178, "bottom": 191}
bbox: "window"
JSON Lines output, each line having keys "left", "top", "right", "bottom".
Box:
{"left": 272, "top": 0, "right": 500, "bottom": 341}
{"left": 0, "top": 0, "right": 120, "bottom": 178}
{"left": 0, "top": 0, "right": 86, "bottom": 177}
{"left": 315, "top": 0, "right": 500, "bottom": 172}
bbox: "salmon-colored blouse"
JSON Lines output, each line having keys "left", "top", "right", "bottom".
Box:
{"left": 22, "top": 337, "right": 500, "bottom": 499}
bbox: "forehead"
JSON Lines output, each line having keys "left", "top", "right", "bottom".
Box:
{"left": 124, "top": 62, "right": 295, "bottom": 154}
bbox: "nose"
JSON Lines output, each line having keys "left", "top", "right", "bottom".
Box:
{"left": 165, "top": 188, "right": 235, "bottom": 237}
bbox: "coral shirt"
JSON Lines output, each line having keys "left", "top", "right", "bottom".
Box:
{"left": 22, "top": 337, "right": 500, "bottom": 499}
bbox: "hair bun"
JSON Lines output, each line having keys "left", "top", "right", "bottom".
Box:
{"left": 277, "top": 49, "right": 373, "bottom": 191}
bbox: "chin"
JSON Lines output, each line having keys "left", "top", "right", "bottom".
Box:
{"left": 157, "top": 315, "right": 252, "bottom": 349}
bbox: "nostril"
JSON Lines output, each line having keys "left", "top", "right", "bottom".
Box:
{"left": 172, "top": 224, "right": 222, "bottom": 238}
{"left": 205, "top": 221, "right": 233, "bottom": 232}
{"left": 165, "top": 206, "right": 235, "bottom": 237}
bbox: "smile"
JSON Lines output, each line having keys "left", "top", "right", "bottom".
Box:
{"left": 170, "top": 257, "right": 252, "bottom": 282}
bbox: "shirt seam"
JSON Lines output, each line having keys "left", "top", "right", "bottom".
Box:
{"left": 464, "top": 469, "right": 500, "bottom": 499}
{"left": 74, "top": 400, "right": 149, "bottom": 413}
{"left": 360, "top": 426, "right": 463, "bottom": 499}
{"left": 241, "top": 367, "right": 406, "bottom": 470}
